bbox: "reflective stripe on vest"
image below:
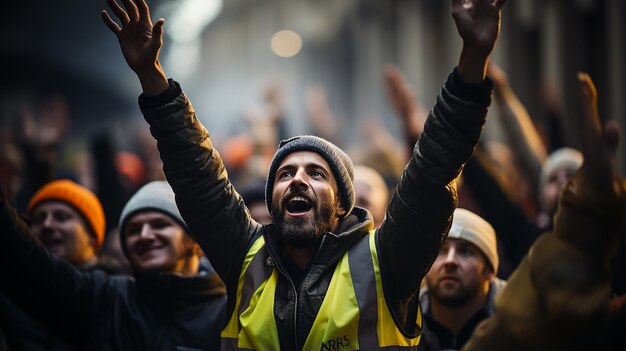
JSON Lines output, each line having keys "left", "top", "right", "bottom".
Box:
{"left": 221, "top": 231, "right": 422, "bottom": 350}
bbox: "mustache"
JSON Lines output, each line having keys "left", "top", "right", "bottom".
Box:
{"left": 281, "top": 188, "right": 314, "bottom": 204}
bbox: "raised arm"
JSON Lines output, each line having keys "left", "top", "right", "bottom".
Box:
{"left": 487, "top": 63, "right": 547, "bottom": 207}
{"left": 378, "top": 0, "right": 505, "bottom": 304}
{"left": 0, "top": 192, "right": 100, "bottom": 348}
{"left": 384, "top": 64, "right": 428, "bottom": 158}
{"left": 101, "top": 0, "right": 168, "bottom": 96}
{"left": 103, "top": 0, "right": 261, "bottom": 296}
{"left": 453, "top": 0, "right": 505, "bottom": 83}
{"left": 464, "top": 74, "right": 626, "bottom": 351}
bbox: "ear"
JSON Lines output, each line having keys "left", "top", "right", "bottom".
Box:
{"left": 88, "top": 233, "right": 98, "bottom": 252}
{"left": 336, "top": 200, "right": 347, "bottom": 217}
{"left": 482, "top": 265, "right": 495, "bottom": 280}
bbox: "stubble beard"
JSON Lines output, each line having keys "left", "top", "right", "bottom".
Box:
{"left": 429, "top": 278, "right": 482, "bottom": 308}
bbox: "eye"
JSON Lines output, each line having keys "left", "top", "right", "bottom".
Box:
{"left": 438, "top": 245, "right": 449, "bottom": 256}
{"left": 310, "top": 170, "right": 326, "bottom": 179}
{"left": 456, "top": 247, "right": 470, "bottom": 255}
{"left": 278, "top": 171, "right": 293, "bottom": 179}
{"left": 53, "top": 210, "right": 72, "bottom": 222}
{"left": 151, "top": 220, "right": 171, "bottom": 229}
{"left": 125, "top": 225, "right": 141, "bottom": 236}
{"left": 31, "top": 213, "right": 46, "bottom": 226}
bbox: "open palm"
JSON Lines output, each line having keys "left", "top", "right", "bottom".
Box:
{"left": 101, "top": 0, "right": 164, "bottom": 75}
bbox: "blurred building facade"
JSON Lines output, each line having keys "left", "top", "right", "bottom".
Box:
{"left": 1, "top": 0, "right": 624, "bottom": 173}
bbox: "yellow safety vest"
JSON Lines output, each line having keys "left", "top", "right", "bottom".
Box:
{"left": 221, "top": 231, "right": 422, "bottom": 350}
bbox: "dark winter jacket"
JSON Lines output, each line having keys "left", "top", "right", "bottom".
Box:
{"left": 138, "top": 68, "right": 493, "bottom": 350}
{"left": 0, "top": 259, "right": 123, "bottom": 351}
{"left": 0, "top": 199, "right": 227, "bottom": 351}
{"left": 418, "top": 279, "right": 506, "bottom": 350}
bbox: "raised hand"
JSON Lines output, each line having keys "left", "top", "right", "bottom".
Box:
{"left": 451, "top": 0, "right": 506, "bottom": 83}
{"left": 102, "top": 0, "right": 169, "bottom": 95}
{"left": 576, "top": 73, "right": 622, "bottom": 197}
{"left": 384, "top": 65, "right": 427, "bottom": 156}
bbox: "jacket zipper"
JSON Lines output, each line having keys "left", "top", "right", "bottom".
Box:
{"left": 271, "top": 256, "right": 299, "bottom": 351}
{"left": 270, "top": 234, "right": 331, "bottom": 351}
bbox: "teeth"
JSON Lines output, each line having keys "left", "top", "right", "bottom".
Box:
{"left": 289, "top": 196, "right": 307, "bottom": 202}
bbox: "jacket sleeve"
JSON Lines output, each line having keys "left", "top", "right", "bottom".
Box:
{"left": 378, "top": 69, "right": 493, "bottom": 301}
{"left": 0, "top": 194, "right": 101, "bottom": 347}
{"left": 138, "top": 80, "right": 262, "bottom": 295}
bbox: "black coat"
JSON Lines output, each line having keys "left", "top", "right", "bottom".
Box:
{"left": 0, "top": 200, "right": 227, "bottom": 351}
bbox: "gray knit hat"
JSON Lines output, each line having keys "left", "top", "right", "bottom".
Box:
{"left": 266, "top": 135, "right": 355, "bottom": 217}
{"left": 448, "top": 208, "right": 499, "bottom": 273}
{"left": 118, "top": 181, "right": 188, "bottom": 253}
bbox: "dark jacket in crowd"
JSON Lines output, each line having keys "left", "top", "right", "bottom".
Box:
{"left": 418, "top": 278, "right": 506, "bottom": 351}
{"left": 0, "top": 198, "right": 227, "bottom": 351}
{"left": 137, "top": 68, "right": 493, "bottom": 350}
{"left": 0, "top": 258, "right": 124, "bottom": 351}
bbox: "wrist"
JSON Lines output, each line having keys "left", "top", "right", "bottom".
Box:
{"left": 136, "top": 63, "right": 169, "bottom": 96}
{"left": 458, "top": 47, "right": 490, "bottom": 84}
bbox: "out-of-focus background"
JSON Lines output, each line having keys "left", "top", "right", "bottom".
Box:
{"left": 1, "top": 0, "right": 624, "bottom": 173}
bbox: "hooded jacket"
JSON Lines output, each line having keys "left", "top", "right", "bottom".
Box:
{"left": 0, "top": 201, "right": 227, "bottom": 351}
{"left": 137, "top": 68, "right": 492, "bottom": 350}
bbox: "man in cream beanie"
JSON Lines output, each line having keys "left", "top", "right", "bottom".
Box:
{"left": 420, "top": 208, "right": 505, "bottom": 350}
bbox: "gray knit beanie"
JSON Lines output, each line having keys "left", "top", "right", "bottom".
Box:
{"left": 266, "top": 135, "right": 355, "bottom": 217}
{"left": 118, "top": 181, "right": 188, "bottom": 254}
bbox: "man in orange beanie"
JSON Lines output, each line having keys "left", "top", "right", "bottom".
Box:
{"left": 1, "top": 179, "right": 118, "bottom": 350}
{"left": 27, "top": 179, "right": 106, "bottom": 269}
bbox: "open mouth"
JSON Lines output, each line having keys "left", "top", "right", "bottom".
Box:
{"left": 285, "top": 196, "right": 313, "bottom": 215}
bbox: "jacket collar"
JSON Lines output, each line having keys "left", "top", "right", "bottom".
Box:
{"left": 135, "top": 258, "right": 226, "bottom": 303}
{"left": 263, "top": 206, "right": 374, "bottom": 283}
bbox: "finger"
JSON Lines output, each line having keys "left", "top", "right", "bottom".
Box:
{"left": 151, "top": 19, "right": 165, "bottom": 48}
{"left": 101, "top": 10, "right": 122, "bottom": 34}
{"left": 578, "top": 72, "right": 601, "bottom": 137}
{"left": 137, "top": 0, "right": 151, "bottom": 22}
{"left": 153, "top": 18, "right": 165, "bottom": 37}
{"left": 106, "top": 0, "right": 130, "bottom": 24}
{"left": 578, "top": 73, "right": 601, "bottom": 159}
{"left": 121, "top": 0, "right": 140, "bottom": 22}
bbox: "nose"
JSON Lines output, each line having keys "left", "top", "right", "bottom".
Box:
{"left": 290, "top": 168, "right": 310, "bottom": 189}
{"left": 139, "top": 224, "right": 155, "bottom": 240}
{"left": 42, "top": 213, "right": 54, "bottom": 228}
{"left": 442, "top": 248, "right": 459, "bottom": 267}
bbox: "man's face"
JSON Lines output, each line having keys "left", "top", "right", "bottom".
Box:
{"left": 425, "top": 238, "right": 492, "bottom": 308}
{"left": 271, "top": 151, "right": 345, "bottom": 246}
{"left": 354, "top": 180, "right": 387, "bottom": 228}
{"left": 542, "top": 167, "right": 577, "bottom": 215}
{"left": 31, "top": 201, "right": 96, "bottom": 266}
{"left": 124, "top": 211, "right": 198, "bottom": 275}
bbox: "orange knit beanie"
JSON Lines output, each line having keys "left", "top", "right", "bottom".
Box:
{"left": 28, "top": 179, "right": 106, "bottom": 251}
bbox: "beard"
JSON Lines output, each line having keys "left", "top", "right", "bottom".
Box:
{"left": 428, "top": 277, "right": 482, "bottom": 308}
{"left": 272, "top": 192, "right": 338, "bottom": 247}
